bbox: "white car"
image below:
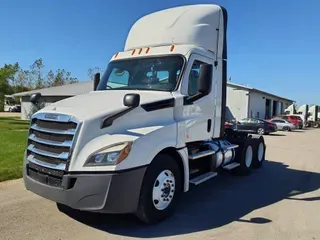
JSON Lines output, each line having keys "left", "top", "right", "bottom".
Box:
{"left": 269, "top": 118, "right": 296, "bottom": 131}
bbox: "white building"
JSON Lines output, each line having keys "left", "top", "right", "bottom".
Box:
{"left": 13, "top": 81, "right": 294, "bottom": 121}
{"left": 226, "top": 82, "right": 294, "bottom": 120}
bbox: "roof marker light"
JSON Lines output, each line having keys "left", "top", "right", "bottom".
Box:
{"left": 170, "top": 45, "right": 175, "bottom": 52}
{"left": 138, "top": 48, "right": 143, "bottom": 54}
{"left": 145, "top": 47, "right": 150, "bottom": 54}
{"left": 131, "top": 49, "right": 136, "bottom": 55}
{"left": 114, "top": 52, "right": 119, "bottom": 58}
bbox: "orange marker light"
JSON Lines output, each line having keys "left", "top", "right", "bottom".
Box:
{"left": 131, "top": 49, "right": 136, "bottom": 55}
{"left": 138, "top": 48, "right": 143, "bottom": 54}
{"left": 114, "top": 52, "right": 119, "bottom": 58}
{"left": 145, "top": 47, "right": 150, "bottom": 54}
{"left": 170, "top": 45, "right": 175, "bottom": 52}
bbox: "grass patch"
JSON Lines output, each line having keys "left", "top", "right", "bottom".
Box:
{"left": 0, "top": 117, "right": 29, "bottom": 182}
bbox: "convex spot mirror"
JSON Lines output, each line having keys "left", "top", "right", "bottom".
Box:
{"left": 94, "top": 73, "right": 100, "bottom": 91}
{"left": 29, "top": 93, "right": 41, "bottom": 104}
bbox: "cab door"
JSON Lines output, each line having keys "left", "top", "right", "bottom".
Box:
{"left": 178, "top": 53, "right": 216, "bottom": 143}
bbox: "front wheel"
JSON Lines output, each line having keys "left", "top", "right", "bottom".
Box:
{"left": 135, "top": 154, "right": 182, "bottom": 224}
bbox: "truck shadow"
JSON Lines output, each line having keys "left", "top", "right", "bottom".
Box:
{"left": 60, "top": 161, "right": 320, "bottom": 238}
{"left": 267, "top": 133, "right": 286, "bottom": 136}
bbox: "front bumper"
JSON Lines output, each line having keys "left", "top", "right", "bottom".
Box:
{"left": 23, "top": 159, "right": 147, "bottom": 214}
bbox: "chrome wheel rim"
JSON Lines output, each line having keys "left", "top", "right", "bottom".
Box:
{"left": 258, "top": 128, "right": 264, "bottom": 135}
{"left": 152, "top": 170, "right": 175, "bottom": 210}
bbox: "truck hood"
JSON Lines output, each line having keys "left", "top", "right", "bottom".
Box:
{"left": 37, "top": 90, "right": 174, "bottom": 121}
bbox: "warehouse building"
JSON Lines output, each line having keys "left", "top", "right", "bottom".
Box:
{"left": 226, "top": 82, "right": 294, "bottom": 120}
{"left": 14, "top": 81, "right": 294, "bottom": 121}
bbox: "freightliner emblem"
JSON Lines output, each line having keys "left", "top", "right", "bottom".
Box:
{"left": 44, "top": 113, "right": 59, "bottom": 120}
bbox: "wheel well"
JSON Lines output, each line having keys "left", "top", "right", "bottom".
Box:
{"left": 157, "top": 147, "right": 185, "bottom": 191}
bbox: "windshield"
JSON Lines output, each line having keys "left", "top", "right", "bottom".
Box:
{"left": 97, "top": 56, "right": 184, "bottom": 92}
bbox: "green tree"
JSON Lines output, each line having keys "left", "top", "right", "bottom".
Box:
{"left": 0, "top": 63, "right": 19, "bottom": 111}
{"left": 30, "top": 58, "right": 45, "bottom": 89}
{"left": 46, "top": 69, "right": 78, "bottom": 87}
{"left": 88, "top": 67, "right": 102, "bottom": 80}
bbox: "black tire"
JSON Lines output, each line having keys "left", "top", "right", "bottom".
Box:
{"left": 232, "top": 138, "right": 254, "bottom": 176}
{"left": 282, "top": 126, "right": 290, "bottom": 131}
{"left": 135, "top": 154, "right": 182, "bottom": 224}
{"left": 256, "top": 127, "right": 265, "bottom": 135}
{"left": 251, "top": 135, "right": 266, "bottom": 169}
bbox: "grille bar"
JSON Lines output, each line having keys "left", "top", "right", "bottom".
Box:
{"left": 27, "top": 144, "right": 69, "bottom": 160}
{"left": 30, "top": 124, "right": 76, "bottom": 135}
{"left": 29, "top": 133, "right": 72, "bottom": 147}
{"left": 27, "top": 154, "right": 66, "bottom": 171}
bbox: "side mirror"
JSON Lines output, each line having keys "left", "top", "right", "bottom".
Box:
{"left": 93, "top": 73, "right": 100, "bottom": 91}
{"left": 123, "top": 93, "right": 140, "bottom": 108}
{"left": 198, "top": 64, "right": 213, "bottom": 95}
{"left": 29, "top": 93, "right": 41, "bottom": 104}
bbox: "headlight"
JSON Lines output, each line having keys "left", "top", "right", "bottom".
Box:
{"left": 84, "top": 142, "right": 132, "bottom": 166}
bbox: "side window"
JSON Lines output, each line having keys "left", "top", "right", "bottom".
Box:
{"left": 239, "top": 118, "right": 249, "bottom": 124}
{"left": 249, "top": 119, "right": 258, "bottom": 124}
{"left": 188, "top": 60, "right": 204, "bottom": 96}
{"left": 108, "top": 68, "right": 130, "bottom": 87}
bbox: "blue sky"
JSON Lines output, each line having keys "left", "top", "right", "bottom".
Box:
{"left": 1, "top": 0, "right": 319, "bottom": 105}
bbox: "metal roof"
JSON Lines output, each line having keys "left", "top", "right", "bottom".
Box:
{"left": 13, "top": 80, "right": 295, "bottom": 103}
{"left": 227, "top": 82, "right": 295, "bottom": 103}
{"left": 13, "top": 81, "right": 93, "bottom": 97}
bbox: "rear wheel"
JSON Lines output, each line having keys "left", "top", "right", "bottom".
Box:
{"left": 251, "top": 136, "right": 266, "bottom": 169}
{"left": 232, "top": 138, "right": 254, "bottom": 176}
{"left": 257, "top": 128, "right": 265, "bottom": 135}
{"left": 282, "top": 126, "right": 290, "bottom": 131}
{"left": 135, "top": 154, "right": 182, "bottom": 224}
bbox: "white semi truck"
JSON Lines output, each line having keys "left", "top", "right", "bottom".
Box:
{"left": 306, "top": 105, "right": 320, "bottom": 128}
{"left": 23, "top": 4, "right": 266, "bottom": 224}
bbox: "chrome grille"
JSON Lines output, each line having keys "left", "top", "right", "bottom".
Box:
{"left": 26, "top": 112, "right": 81, "bottom": 172}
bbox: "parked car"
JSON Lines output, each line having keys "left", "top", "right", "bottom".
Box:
{"left": 225, "top": 118, "right": 277, "bottom": 135}
{"left": 269, "top": 118, "right": 296, "bottom": 131}
{"left": 280, "top": 115, "right": 303, "bottom": 129}
{"left": 9, "top": 105, "right": 21, "bottom": 112}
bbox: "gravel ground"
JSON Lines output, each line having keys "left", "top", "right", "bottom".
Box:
{"left": 0, "top": 129, "right": 319, "bottom": 240}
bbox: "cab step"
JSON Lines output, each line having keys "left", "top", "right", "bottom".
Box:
{"left": 223, "top": 162, "right": 240, "bottom": 170}
{"left": 189, "top": 149, "right": 215, "bottom": 160}
{"left": 189, "top": 171, "right": 218, "bottom": 185}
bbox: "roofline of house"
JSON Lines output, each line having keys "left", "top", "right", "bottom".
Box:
{"left": 12, "top": 81, "right": 295, "bottom": 103}
{"left": 227, "top": 82, "right": 295, "bottom": 103}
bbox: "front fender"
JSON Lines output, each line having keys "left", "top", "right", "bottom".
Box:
{"left": 68, "top": 123, "right": 178, "bottom": 172}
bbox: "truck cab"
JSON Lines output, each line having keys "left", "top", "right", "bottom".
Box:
{"left": 23, "top": 4, "right": 266, "bottom": 224}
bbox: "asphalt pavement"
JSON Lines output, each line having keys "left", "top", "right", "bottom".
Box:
{"left": 1, "top": 129, "right": 319, "bottom": 240}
